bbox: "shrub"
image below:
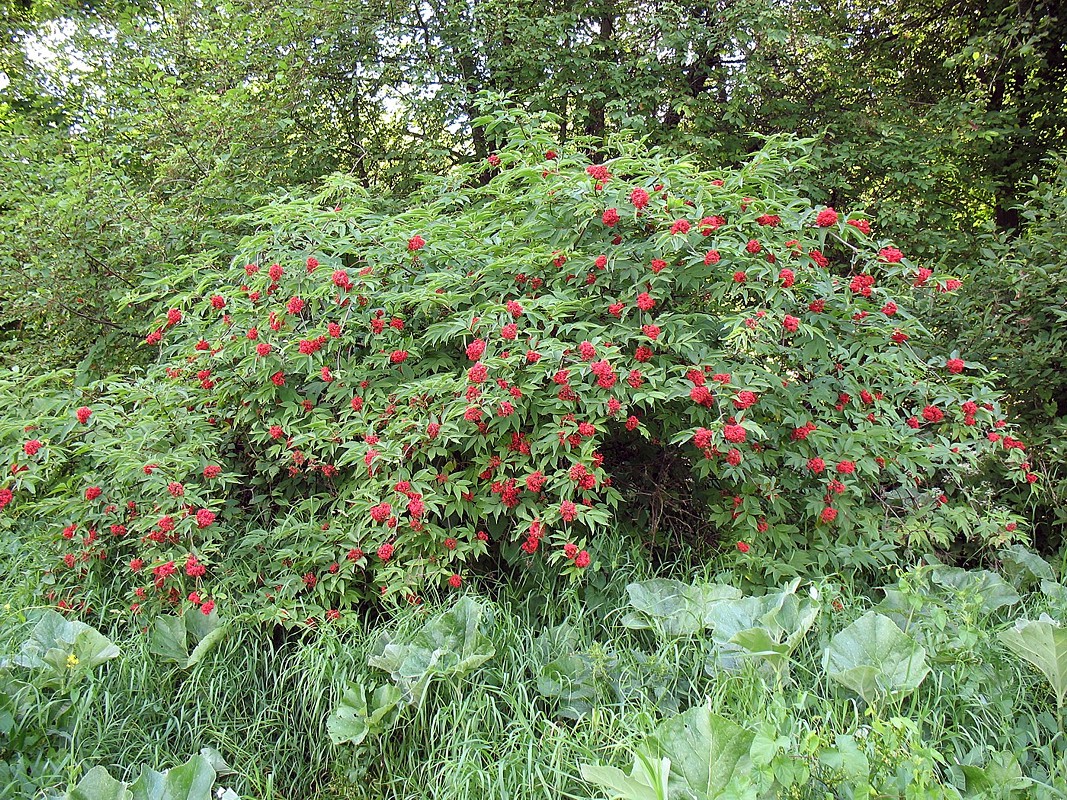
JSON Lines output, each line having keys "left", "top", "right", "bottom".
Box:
{"left": 934, "top": 155, "right": 1067, "bottom": 548}
{"left": 0, "top": 118, "right": 1034, "bottom": 621}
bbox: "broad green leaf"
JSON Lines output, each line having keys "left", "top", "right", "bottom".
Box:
{"left": 644, "top": 706, "right": 755, "bottom": 799}
{"left": 14, "top": 611, "right": 119, "bottom": 687}
{"left": 536, "top": 653, "right": 600, "bottom": 719}
{"left": 149, "top": 616, "right": 188, "bottom": 664}
{"left": 817, "top": 734, "right": 870, "bottom": 780}
{"left": 69, "top": 766, "right": 132, "bottom": 800}
{"left": 368, "top": 596, "right": 495, "bottom": 706}
{"left": 706, "top": 580, "right": 817, "bottom": 672}
{"left": 150, "top": 612, "right": 228, "bottom": 669}
{"left": 580, "top": 753, "right": 671, "bottom": 800}
{"left": 823, "top": 612, "right": 929, "bottom": 703}
{"left": 927, "top": 565, "right": 1020, "bottom": 612}
{"left": 999, "top": 545, "right": 1055, "bottom": 589}
{"left": 622, "top": 580, "right": 741, "bottom": 637}
{"left": 327, "top": 685, "right": 369, "bottom": 745}
{"left": 328, "top": 683, "right": 403, "bottom": 745}
{"left": 957, "top": 750, "right": 1030, "bottom": 797}
{"left": 998, "top": 615, "right": 1067, "bottom": 706}
{"left": 129, "top": 755, "right": 216, "bottom": 800}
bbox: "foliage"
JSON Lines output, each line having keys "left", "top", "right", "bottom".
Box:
{"left": 998, "top": 615, "right": 1067, "bottom": 708}
{"left": 12, "top": 609, "right": 119, "bottom": 688}
{"left": 822, "top": 611, "right": 931, "bottom": 704}
{"left": 0, "top": 119, "right": 1038, "bottom": 624}
{"left": 148, "top": 609, "right": 229, "bottom": 670}
{"left": 706, "top": 579, "right": 819, "bottom": 676}
{"left": 3, "top": 0, "right": 1067, "bottom": 796}
{"left": 326, "top": 682, "right": 403, "bottom": 747}
{"left": 583, "top": 705, "right": 755, "bottom": 800}
{"left": 621, "top": 579, "right": 740, "bottom": 638}
{"left": 66, "top": 754, "right": 236, "bottom": 800}
{"left": 0, "top": 546, "right": 1062, "bottom": 798}
{"left": 936, "top": 157, "right": 1067, "bottom": 546}
{"left": 366, "top": 596, "right": 496, "bottom": 706}
{"left": 0, "top": 610, "right": 117, "bottom": 794}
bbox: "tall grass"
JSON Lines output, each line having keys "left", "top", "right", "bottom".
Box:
{"left": 5, "top": 532, "right": 1067, "bottom": 798}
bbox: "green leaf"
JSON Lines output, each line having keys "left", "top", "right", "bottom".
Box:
{"left": 69, "top": 767, "right": 132, "bottom": 800}
{"left": 644, "top": 706, "right": 755, "bottom": 799}
{"left": 705, "top": 580, "right": 817, "bottom": 673}
{"left": 957, "top": 750, "right": 1030, "bottom": 797}
{"left": 148, "top": 616, "right": 188, "bottom": 664}
{"left": 128, "top": 755, "right": 216, "bottom": 800}
{"left": 536, "top": 653, "right": 600, "bottom": 719}
{"left": 580, "top": 752, "right": 671, "bottom": 800}
{"left": 368, "top": 596, "right": 495, "bottom": 706}
{"left": 927, "top": 565, "right": 1020, "bottom": 612}
{"left": 14, "top": 611, "right": 119, "bottom": 687}
{"left": 622, "top": 580, "right": 741, "bottom": 637}
{"left": 327, "top": 683, "right": 403, "bottom": 745}
{"left": 149, "top": 612, "right": 228, "bottom": 669}
{"left": 822, "top": 612, "right": 930, "bottom": 703}
{"left": 998, "top": 615, "right": 1067, "bottom": 706}
{"left": 999, "top": 545, "right": 1055, "bottom": 589}
{"left": 817, "top": 734, "right": 869, "bottom": 780}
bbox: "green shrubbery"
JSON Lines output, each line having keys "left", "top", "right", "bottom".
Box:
{"left": 0, "top": 120, "right": 1039, "bottom": 626}
{"left": 937, "top": 157, "right": 1067, "bottom": 545}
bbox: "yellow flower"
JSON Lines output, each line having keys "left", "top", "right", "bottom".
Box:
{"left": 66, "top": 653, "right": 80, "bottom": 668}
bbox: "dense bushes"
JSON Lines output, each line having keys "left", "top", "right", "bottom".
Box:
{"left": 937, "top": 157, "right": 1067, "bottom": 547}
{"left": 0, "top": 120, "right": 1037, "bottom": 622}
